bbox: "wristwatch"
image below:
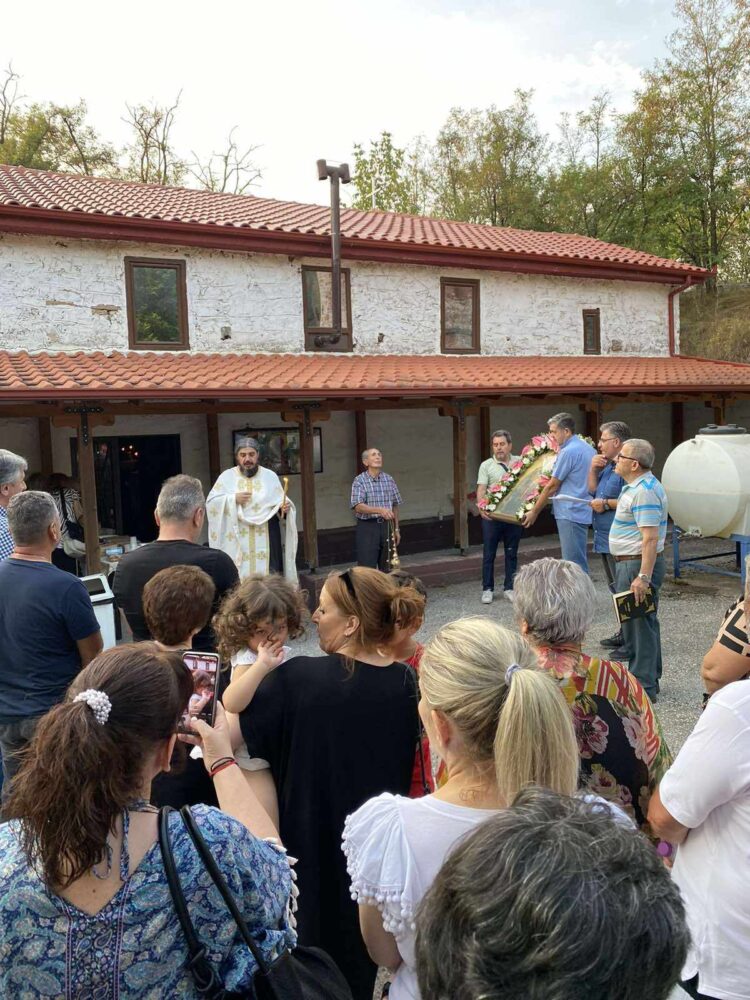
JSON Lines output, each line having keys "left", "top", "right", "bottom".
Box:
{"left": 637, "top": 573, "right": 651, "bottom": 584}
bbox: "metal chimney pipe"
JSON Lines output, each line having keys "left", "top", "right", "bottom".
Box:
{"left": 316, "top": 159, "right": 351, "bottom": 347}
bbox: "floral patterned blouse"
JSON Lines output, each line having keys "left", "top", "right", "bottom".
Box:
{"left": 535, "top": 644, "right": 672, "bottom": 833}
{"left": 0, "top": 805, "right": 296, "bottom": 999}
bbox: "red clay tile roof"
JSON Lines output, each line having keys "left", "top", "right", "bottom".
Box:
{"left": 0, "top": 351, "right": 746, "bottom": 402}
{"left": 0, "top": 164, "right": 707, "bottom": 281}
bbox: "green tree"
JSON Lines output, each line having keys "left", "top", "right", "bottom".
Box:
{"left": 350, "top": 131, "right": 424, "bottom": 213}
{"left": 432, "top": 91, "right": 548, "bottom": 228}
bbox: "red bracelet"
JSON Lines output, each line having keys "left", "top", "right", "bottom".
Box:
{"left": 210, "top": 759, "right": 238, "bottom": 778}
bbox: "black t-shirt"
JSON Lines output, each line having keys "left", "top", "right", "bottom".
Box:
{"left": 240, "top": 653, "right": 419, "bottom": 999}
{"left": 112, "top": 539, "right": 239, "bottom": 652}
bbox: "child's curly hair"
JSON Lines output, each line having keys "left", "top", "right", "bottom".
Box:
{"left": 213, "top": 573, "right": 307, "bottom": 663}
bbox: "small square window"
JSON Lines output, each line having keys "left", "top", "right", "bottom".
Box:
{"left": 441, "top": 278, "right": 480, "bottom": 353}
{"left": 125, "top": 258, "right": 189, "bottom": 350}
{"left": 302, "top": 266, "right": 352, "bottom": 351}
{"left": 583, "top": 309, "right": 601, "bottom": 355}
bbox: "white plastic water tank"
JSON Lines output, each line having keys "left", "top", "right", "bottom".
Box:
{"left": 662, "top": 424, "right": 750, "bottom": 538}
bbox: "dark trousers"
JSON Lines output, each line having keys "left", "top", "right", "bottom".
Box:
{"left": 601, "top": 552, "right": 617, "bottom": 591}
{"left": 356, "top": 518, "right": 388, "bottom": 571}
{"left": 0, "top": 715, "right": 42, "bottom": 811}
{"left": 614, "top": 554, "right": 665, "bottom": 700}
{"left": 482, "top": 518, "right": 523, "bottom": 591}
{"left": 681, "top": 976, "right": 718, "bottom": 999}
{"left": 268, "top": 514, "right": 283, "bottom": 574}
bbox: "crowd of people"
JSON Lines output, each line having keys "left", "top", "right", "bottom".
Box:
{"left": 0, "top": 445, "right": 748, "bottom": 1000}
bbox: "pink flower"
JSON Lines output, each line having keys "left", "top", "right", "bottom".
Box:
{"left": 510, "top": 460, "right": 524, "bottom": 473}
{"left": 477, "top": 498, "right": 488, "bottom": 509}
{"left": 489, "top": 483, "right": 502, "bottom": 493}
{"left": 521, "top": 444, "right": 533, "bottom": 456}
{"left": 622, "top": 715, "right": 650, "bottom": 764}
{"left": 572, "top": 704, "right": 609, "bottom": 759}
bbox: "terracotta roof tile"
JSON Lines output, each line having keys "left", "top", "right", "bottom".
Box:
{"left": 0, "top": 350, "right": 748, "bottom": 402}
{"left": 0, "top": 164, "right": 706, "bottom": 277}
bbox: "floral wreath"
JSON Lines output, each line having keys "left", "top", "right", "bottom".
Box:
{"left": 473, "top": 433, "right": 595, "bottom": 522}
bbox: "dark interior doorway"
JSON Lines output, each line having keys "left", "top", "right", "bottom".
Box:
{"left": 71, "top": 434, "right": 182, "bottom": 542}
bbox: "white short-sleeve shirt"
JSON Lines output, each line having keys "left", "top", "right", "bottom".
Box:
{"left": 659, "top": 681, "right": 750, "bottom": 999}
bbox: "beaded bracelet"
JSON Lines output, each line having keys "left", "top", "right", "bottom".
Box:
{"left": 208, "top": 756, "right": 235, "bottom": 777}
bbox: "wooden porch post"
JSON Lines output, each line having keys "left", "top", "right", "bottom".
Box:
{"left": 479, "top": 406, "right": 491, "bottom": 459}
{"left": 206, "top": 413, "right": 221, "bottom": 484}
{"left": 37, "top": 417, "right": 53, "bottom": 477}
{"left": 282, "top": 407, "right": 330, "bottom": 573}
{"left": 671, "top": 402, "right": 685, "bottom": 449}
{"left": 453, "top": 404, "right": 469, "bottom": 554}
{"left": 77, "top": 413, "right": 102, "bottom": 575}
{"left": 354, "top": 410, "right": 367, "bottom": 477}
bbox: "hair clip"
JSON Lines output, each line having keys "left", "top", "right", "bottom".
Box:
{"left": 504, "top": 663, "right": 522, "bottom": 686}
{"left": 73, "top": 689, "right": 112, "bottom": 725}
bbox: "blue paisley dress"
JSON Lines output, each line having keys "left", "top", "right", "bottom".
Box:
{"left": 0, "top": 805, "right": 296, "bottom": 999}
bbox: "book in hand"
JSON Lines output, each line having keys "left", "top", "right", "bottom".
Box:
{"left": 612, "top": 586, "right": 656, "bottom": 624}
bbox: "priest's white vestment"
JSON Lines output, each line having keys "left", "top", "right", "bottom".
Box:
{"left": 206, "top": 466, "right": 298, "bottom": 582}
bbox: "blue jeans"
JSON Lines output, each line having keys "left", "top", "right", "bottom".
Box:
{"left": 614, "top": 554, "right": 665, "bottom": 700}
{"left": 482, "top": 518, "right": 523, "bottom": 591}
{"left": 556, "top": 518, "right": 590, "bottom": 574}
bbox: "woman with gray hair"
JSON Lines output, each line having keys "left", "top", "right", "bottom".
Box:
{"left": 513, "top": 557, "right": 672, "bottom": 832}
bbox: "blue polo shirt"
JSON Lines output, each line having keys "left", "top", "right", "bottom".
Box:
{"left": 551, "top": 435, "right": 596, "bottom": 525}
{"left": 592, "top": 463, "right": 625, "bottom": 553}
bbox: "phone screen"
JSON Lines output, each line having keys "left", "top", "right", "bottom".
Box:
{"left": 179, "top": 651, "right": 221, "bottom": 733}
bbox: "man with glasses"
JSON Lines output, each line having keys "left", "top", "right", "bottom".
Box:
{"left": 588, "top": 421, "right": 632, "bottom": 658}
{"left": 609, "top": 439, "right": 668, "bottom": 701}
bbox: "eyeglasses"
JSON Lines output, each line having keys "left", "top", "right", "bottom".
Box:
{"left": 616, "top": 452, "right": 638, "bottom": 463}
{"left": 599, "top": 436, "right": 617, "bottom": 443}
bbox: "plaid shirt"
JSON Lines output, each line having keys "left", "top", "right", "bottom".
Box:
{"left": 0, "top": 505, "right": 13, "bottom": 561}
{"left": 350, "top": 472, "right": 402, "bottom": 520}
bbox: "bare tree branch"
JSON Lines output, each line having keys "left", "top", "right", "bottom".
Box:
{"left": 189, "top": 127, "right": 262, "bottom": 194}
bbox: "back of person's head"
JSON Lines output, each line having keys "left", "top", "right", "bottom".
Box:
{"left": 48, "top": 472, "right": 69, "bottom": 491}
{"left": 155, "top": 474, "right": 205, "bottom": 522}
{"left": 600, "top": 420, "right": 632, "bottom": 443}
{"left": 622, "top": 438, "right": 656, "bottom": 470}
{"left": 213, "top": 573, "right": 307, "bottom": 661}
{"left": 7, "top": 490, "right": 59, "bottom": 547}
{"left": 326, "top": 567, "right": 425, "bottom": 653}
{"left": 0, "top": 449, "right": 27, "bottom": 488}
{"left": 419, "top": 617, "right": 578, "bottom": 803}
{"left": 548, "top": 411, "right": 576, "bottom": 433}
{"left": 389, "top": 568, "right": 428, "bottom": 602}
{"left": 513, "top": 557, "right": 596, "bottom": 646}
{"left": 143, "top": 565, "right": 216, "bottom": 646}
{"left": 6, "top": 643, "right": 192, "bottom": 889}
{"left": 415, "top": 787, "right": 689, "bottom": 1000}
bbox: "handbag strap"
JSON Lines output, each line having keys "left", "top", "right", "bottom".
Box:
{"left": 178, "top": 805, "right": 273, "bottom": 977}
{"left": 404, "top": 663, "right": 430, "bottom": 797}
{"left": 158, "top": 806, "right": 226, "bottom": 997}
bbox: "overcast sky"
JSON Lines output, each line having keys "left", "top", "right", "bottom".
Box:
{"left": 2, "top": 0, "right": 677, "bottom": 206}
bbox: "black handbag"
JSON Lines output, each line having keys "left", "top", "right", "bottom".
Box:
{"left": 158, "top": 805, "right": 353, "bottom": 1000}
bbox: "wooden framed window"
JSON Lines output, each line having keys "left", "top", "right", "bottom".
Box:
{"left": 582, "top": 308, "right": 601, "bottom": 355}
{"left": 301, "top": 265, "right": 352, "bottom": 351}
{"left": 125, "top": 257, "right": 189, "bottom": 350}
{"left": 441, "top": 278, "right": 480, "bottom": 353}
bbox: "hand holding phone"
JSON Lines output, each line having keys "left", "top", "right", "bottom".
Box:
{"left": 179, "top": 651, "right": 221, "bottom": 733}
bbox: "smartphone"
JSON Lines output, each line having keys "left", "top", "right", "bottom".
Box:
{"left": 179, "top": 651, "right": 221, "bottom": 733}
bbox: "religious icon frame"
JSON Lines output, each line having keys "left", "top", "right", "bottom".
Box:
{"left": 232, "top": 426, "right": 323, "bottom": 475}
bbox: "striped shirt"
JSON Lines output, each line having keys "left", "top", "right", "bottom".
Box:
{"left": 350, "top": 471, "right": 402, "bottom": 520}
{"left": 0, "top": 505, "right": 13, "bottom": 562}
{"left": 609, "top": 472, "right": 668, "bottom": 557}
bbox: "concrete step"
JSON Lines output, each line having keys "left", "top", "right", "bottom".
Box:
{"left": 298, "top": 537, "right": 564, "bottom": 608}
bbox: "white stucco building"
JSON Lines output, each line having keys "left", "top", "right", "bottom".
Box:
{"left": 2, "top": 163, "right": 747, "bottom": 572}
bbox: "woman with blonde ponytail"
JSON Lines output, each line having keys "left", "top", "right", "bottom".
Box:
{"left": 238, "top": 566, "right": 425, "bottom": 1000}
{"left": 0, "top": 644, "right": 297, "bottom": 997}
{"left": 343, "top": 616, "right": 579, "bottom": 1000}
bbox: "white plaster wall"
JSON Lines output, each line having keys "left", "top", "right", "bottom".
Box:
{"left": 0, "top": 233, "right": 672, "bottom": 356}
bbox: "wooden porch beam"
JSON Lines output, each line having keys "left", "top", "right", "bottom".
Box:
{"left": 671, "top": 402, "right": 685, "bottom": 449}
{"left": 354, "top": 410, "right": 367, "bottom": 477}
{"left": 76, "top": 413, "right": 102, "bottom": 575}
{"left": 479, "top": 406, "right": 491, "bottom": 459}
{"left": 280, "top": 408, "right": 330, "bottom": 572}
{"left": 445, "top": 403, "right": 469, "bottom": 555}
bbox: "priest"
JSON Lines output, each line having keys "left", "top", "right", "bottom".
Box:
{"left": 207, "top": 437, "right": 298, "bottom": 581}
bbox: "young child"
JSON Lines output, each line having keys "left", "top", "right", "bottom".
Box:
{"left": 213, "top": 573, "right": 307, "bottom": 770}
{"left": 389, "top": 569, "right": 436, "bottom": 796}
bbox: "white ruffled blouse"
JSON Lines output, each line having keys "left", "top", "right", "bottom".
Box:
{"left": 342, "top": 792, "right": 497, "bottom": 1000}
